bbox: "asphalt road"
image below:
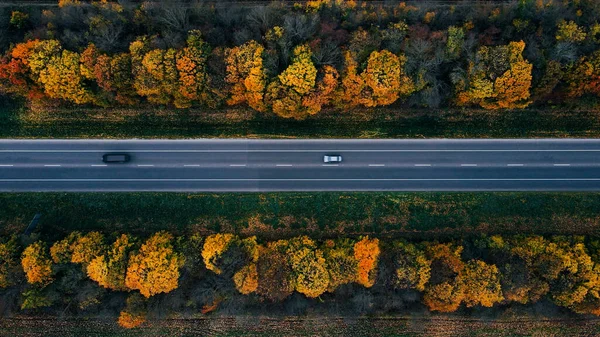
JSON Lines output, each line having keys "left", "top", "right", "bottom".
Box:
{"left": 1, "top": 139, "right": 600, "bottom": 191}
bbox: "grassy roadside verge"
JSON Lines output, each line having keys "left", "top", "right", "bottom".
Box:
{"left": 1, "top": 316, "right": 599, "bottom": 337}
{"left": 3, "top": 97, "right": 600, "bottom": 138}
{"left": 2, "top": 192, "right": 600, "bottom": 239}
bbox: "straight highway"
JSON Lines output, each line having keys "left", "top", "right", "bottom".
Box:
{"left": 1, "top": 139, "right": 600, "bottom": 191}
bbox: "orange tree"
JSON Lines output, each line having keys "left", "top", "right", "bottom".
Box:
{"left": 233, "top": 263, "right": 258, "bottom": 295}
{"left": 354, "top": 236, "right": 380, "bottom": 288}
{"left": 21, "top": 241, "right": 53, "bottom": 287}
{"left": 175, "top": 30, "right": 211, "bottom": 107}
{"left": 225, "top": 40, "right": 267, "bottom": 112}
{"left": 0, "top": 39, "right": 43, "bottom": 98}
{"left": 125, "top": 231, "right": 184, "bottom": 298}
{"left": 422, "top": 243, "right": 465, "bottom": 312}
{"left": 453, "top": 41, "right": 532, "bottom": 109}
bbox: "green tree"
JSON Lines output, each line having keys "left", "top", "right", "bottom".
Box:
{"left": 394, "top": 241, "right": 431, "bottom": 292}
{"left": 0, "top": 235, "right": 21, "bottom": 288}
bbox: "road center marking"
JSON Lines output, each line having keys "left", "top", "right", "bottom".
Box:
{"left": 323, "top": 164, "right": 339, "bottom": 167}
{"left": 507, "top": 164, "right": 524, "bottom": 166}
{"left": 44, "top": 164, "right": 61, "bottom": 167}
{"left": 91, "top": 165, "right": 107, "bottom": 167}
{"left": 184, "top": 165, "right": 200, "bottom": 167}
{"left": 276, "top": 164, "right": 293, "bottom": 167}
{"left": 137, "top": 165, "right": 154, "bottom": 167}
{"left": 230, "top": 164, "right": 247, "bottom": 167}
{"left": 369, "top": 164, "right": 385, "bottom": 167}
{"left": 461, "top": 164, "right": 477, "bottom": 167}
{"left": 554, "top": 164, "right": 571, "bottom": 166}
{"left": 414, "top": 164, "right": 431, "bottom": 167}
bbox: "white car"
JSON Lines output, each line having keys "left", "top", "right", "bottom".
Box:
{"left": 323, "top": 155, "right": 342, "bottom": 163}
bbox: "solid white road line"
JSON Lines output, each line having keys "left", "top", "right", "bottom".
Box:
{"left": 43, "top": 165, "right": 61, "bottom": 167}
{"left": 3, "top": 178, "right": 600, "bottom": 182}
{"left": 554, "top": 164, "right": 571, "bottom": 166}
{"left": 4, "top": 149, "right": 600, "bottom": 153}
{"left": 369, "top": 164, "right": 385, "bottom": 167}
{"left": 507, "top": 164, "right": 524, "bottom": 166}
{"left": 461, "top": 164, "right": 477, "bottom": 167}
{"left": 414, "top": 164, "right": 431, "bottom": 167}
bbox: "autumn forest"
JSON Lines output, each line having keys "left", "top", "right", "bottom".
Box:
{"left": 3, "top": 232, "right": 600, "bottom": 328}
{"left": 0, "top": 0, "right": 599, "bottom": 120}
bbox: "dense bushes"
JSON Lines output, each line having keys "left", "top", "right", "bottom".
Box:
{"left": 3, "top": 232, "right": 600, "bottom": 328}
{"left": 1, "top": 0, "right": 600, "bottom": 118}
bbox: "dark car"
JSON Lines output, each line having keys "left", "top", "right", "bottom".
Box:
{"left": 102, "top": 153, "right": 131, "bottom": 163}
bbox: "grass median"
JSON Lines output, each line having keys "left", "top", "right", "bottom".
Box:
{"left": 2, "top": 192, "right": 600, "bottom": 239}
{"left": 3, "top": 96, "right": 600, "bottom": 138}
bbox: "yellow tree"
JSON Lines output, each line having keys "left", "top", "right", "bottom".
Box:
{"left": 460, "top": 260, "right": 503, "bottom": 307}
{"left": 70, "top": 231, "right": 105, "bottom": 265}
{"left": 454, "top": 41, "right": 532, "bottom": 109}
{"left": 38, "top": 49, "right": 95, "bottom": 104}
{"left": 339, "top": 49, "right": 414, "bottom": 108}
{"left": 202, "top": 233, "right": 236, "bottom": 275}
{"left": 322, "top": 239, "right": 358, "bottom": 292}
{"left": 266, "top": 44, "right": 318, "bottom": 119}
{"left": 87, "top": 234, "right": 136, "bottom": 291}
{"left": 50, "top": 231, "right": 81, "bottom": 264}
{"left": 125, "top": 232, "right": 184, "bottom": 298}
{"left": 21, "top": 241, "right": 53, "bottom": 286}
{"left": 354, "top": 236, "right": 380, "bottom": 288}
{"left": 225, "top": 40, "right": 267, "bottom": 111}
{"left": 286, "top": 236, "right": 329, "bottom": 298}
